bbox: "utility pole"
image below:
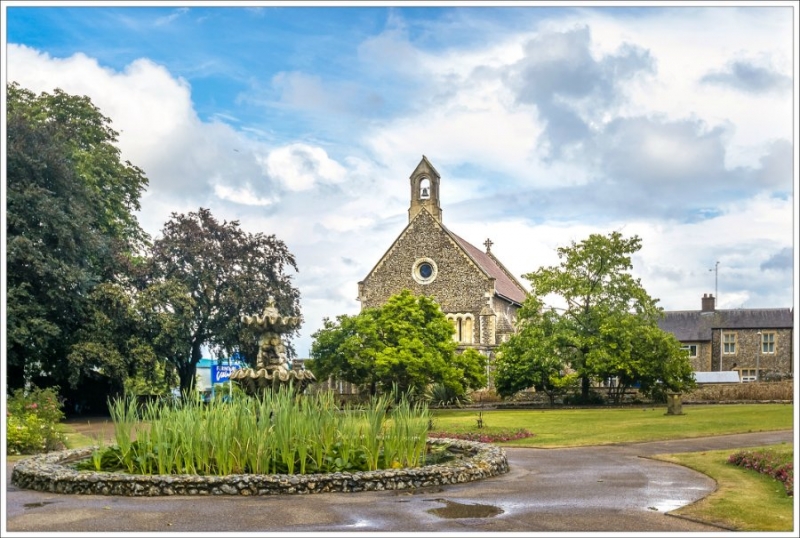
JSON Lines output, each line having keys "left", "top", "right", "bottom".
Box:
{"left": 709, "top": 261, "right": 719, "bottom": 305}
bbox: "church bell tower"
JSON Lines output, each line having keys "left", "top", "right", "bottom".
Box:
{"left": 408, "top": 155, "right": 442, "bottom": 223}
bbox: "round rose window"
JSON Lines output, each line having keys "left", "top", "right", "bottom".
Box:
{"left": 412, "top": 258, "right": 438, "bottom": 285}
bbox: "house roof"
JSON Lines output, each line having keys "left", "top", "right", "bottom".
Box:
{"left": 444, "top": 227, "right": 528, "bottom": 305}
{"left": 658, "top": 308, "right": 794, "bottom": 342}
{"left": 693, "top": 371, "right": 741, "bottom": 384}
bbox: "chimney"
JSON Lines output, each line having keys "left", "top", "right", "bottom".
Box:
{"left": 701, "top": 293, "right": 716, "bottom": 312}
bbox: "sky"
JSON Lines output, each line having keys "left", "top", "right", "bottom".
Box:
{"left": 2, "top": 1, "right": 797, "bottom": 359}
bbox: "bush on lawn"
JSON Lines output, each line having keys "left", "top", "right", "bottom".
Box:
{"left": 6, "top": 386, "right": 66, "bottom": 454}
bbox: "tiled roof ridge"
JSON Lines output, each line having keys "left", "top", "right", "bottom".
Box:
{"left": 442, "top": 226, "right": 528, "bottom": 305}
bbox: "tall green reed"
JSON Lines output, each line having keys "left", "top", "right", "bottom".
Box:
{"left": 100, "top": 387, "right": 431, "bottom": 476}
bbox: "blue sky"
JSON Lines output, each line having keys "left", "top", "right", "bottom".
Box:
{"left": 3, "top": 2, "right": 797, "bottom": 358}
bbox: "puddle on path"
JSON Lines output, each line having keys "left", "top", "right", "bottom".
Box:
{"left": 23, "top": 501, "right": 57, "bottom": 509}
{"left": 426, "top": 499, "right": 504, "bottom": 519}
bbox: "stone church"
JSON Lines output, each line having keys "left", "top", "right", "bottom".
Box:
{"left": 357, "top": 156, "right": 528, "bottom": 357}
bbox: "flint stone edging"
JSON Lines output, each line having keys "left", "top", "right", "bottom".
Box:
{"left": 11, "top": 438, "right": 508, "bottom": 496}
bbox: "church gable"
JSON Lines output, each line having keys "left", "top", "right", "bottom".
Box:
{"left": 358, "top": 208, "right": 492, "bottom": 314}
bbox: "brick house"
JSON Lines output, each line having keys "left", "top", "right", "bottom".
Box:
{"left": 358, "top": 156, "right": 528, "bottom": 356}
{"left": 658, "top": 294, "right": 793, "bottom": 381}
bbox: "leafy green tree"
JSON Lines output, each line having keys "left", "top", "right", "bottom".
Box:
{"left": 144, "top": 208, "right": 301, "bottom": 394}
{"left": 308, "top": 290, "right": 487, "bottom": 397}
{"left": 494, "top": 297, "right": 572, "bottom": 405}
{"left": 590, "top": 315, "right": 695, "bottom": 403}
{"left": 6, "top": 84, "right": 147, "bottom": 391}
{"left": 66, "top": 283, "right": 159, "bottom": 396}
{"left": 509, "top": 231, "right": 694, "bottom": 402}
{"left": 7, "top": 83, "right": 148, "bottom": 254}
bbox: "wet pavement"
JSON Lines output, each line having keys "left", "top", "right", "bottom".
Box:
{"left": 4, "top": 429, "right": 794, "bottom": 533}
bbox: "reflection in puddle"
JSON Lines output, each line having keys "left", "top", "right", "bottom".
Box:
{"left": 426, "top": 499, "right": 504, "bottom": 519}
{"left": 650, "top": 499, "right": 688, "bottom": 512}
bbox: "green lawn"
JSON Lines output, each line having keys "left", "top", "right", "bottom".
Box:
{"left": 431, "top": 403, "right": 794, "bottom": 447}
{"left": 652, "top": 444, "right": 794, "bottom": 531}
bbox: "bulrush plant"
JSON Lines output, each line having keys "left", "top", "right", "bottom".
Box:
{"left": 81, "top": 387, "right": 437, "bottom": 476}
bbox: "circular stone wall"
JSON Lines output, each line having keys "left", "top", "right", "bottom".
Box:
{"left": 11, "top": 439, "right": 508, "bottom": 496}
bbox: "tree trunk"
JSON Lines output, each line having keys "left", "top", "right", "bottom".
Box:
{"left": 581, "top": 375, "right": 590, "bottom": 400}
{"left": 178, "top": 363, "right": 196, "bottom": 398}
{"left": 177, "top": 342, "right": 204, "bottom": 398}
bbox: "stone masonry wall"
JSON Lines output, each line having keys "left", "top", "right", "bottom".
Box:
{"left": 711, "top": 328, "right": 793, "bottom": 375}
{"left": 11, "top": 439, "right": 509, "bottom": 497}
{"left": 359, "top": 210, "right": 492, "bottom": 345}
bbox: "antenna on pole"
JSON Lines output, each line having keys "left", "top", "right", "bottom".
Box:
{"left": 709, "top": 261, "right": 719, "bottom": 305}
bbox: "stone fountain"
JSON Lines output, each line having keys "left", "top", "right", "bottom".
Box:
{"left": 229, "top": 296, "right": 316, "bottom": 396}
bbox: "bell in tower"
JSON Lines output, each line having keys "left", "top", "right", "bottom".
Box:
{"left": 420, "top": 178, "right": 431, "bottom": 199}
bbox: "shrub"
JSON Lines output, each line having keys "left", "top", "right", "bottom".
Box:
{"left": 425, "top": 384, "right": 471, "bottom": 408}
{"left": 6, "top": 386, "right": 66, "bottom": 455}
{"left": 728, "top": 449, "right": 794, "bottom": 496}
{"left": 563, "top": 391, "right": 606, "bottom": 406}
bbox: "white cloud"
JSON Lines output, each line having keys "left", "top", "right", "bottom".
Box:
{"left": 261, "top": 144, "right": 347, "bottom": 192}
{"left": 5, "top": 6, "right": 794, "bottom": 357}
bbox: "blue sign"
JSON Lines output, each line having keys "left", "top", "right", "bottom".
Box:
{"left": 211, "top": 363, "right": 243, "bottom": 384}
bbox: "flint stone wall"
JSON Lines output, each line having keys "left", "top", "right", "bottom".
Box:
{"left": 11, "top": 439, "right": 508, "bottom": 496}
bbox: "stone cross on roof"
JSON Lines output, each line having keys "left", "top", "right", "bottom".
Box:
{"left": 484, "top": 238, "right": 493, "bottom": 253}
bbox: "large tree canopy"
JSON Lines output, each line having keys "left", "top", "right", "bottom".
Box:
{"left": 308, "top": 290, "right": 487, "bottom": 398}
{"left": 144, "top": 208, "right": 301, "bottom": 394}
{"left": 494, "top": 232, "right": 694, "bottom": 403}
{"left": 6, "top": 83, "right": 148, "bottom": 390}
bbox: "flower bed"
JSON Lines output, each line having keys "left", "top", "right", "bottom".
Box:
{"left": 727, "top": 449, "right": 794, "bottom": 496}
{"left": 11, "top": 438, "right": 508, "bottom": 497}
{"left": 428, "top": 429, "right": 534, "bottom": 443}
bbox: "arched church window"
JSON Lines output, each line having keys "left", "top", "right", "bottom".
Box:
{"left": 419, "top": 178, "right": 430, "bottom": 199}
{"left": 463, "top": 316, "right": 473, "bottom": 344}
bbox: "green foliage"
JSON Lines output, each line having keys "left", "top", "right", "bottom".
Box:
{"left": 6, "top": 83, "right": 148, "bottom": 392}
{"left": 6, "top": 386, "right": 66, "bottom": 454}
{"left": 309, "top": 290, "right": 487, "bottom": 397}
{"left": 82, "top": 388, "right": 431, "bottom": 475}
{"left": 143, "top": 208, "right": 301, "bottom": 394}
{"left": 495, "top": 296, "right": 568, "bottom": 403}
{"left": 499, "top": 232, "right": 694, "bottom": 402}
{"left": 425, "top": 383, "right": 471, "bottom": 408}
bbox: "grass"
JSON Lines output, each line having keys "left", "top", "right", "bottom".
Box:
{"left": 431, "top": 403, "right": 794, "bottom": 447}
{"left": 14, "top": 401, "right": 794, "bottom": 531}
{"left": 652, "top": 443, "right": 794, "bottom": 531}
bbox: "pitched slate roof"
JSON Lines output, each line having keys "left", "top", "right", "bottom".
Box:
{"left": 658, "top": 308, "right": 794, "bottom": 342}
{"left": 444, "top": 228, "right": 528, "bottom": 305}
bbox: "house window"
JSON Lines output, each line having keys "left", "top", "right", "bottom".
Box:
{"left": 722, "top": 332, "right": 737, "bottom": 355}
{"left": 740, "top": 368, "right": 757, "bottom": 382}
{"left": 681, "top": 344, "right": 698, "bottom": 358}
{"left": 760, "top": 332, "right": 775, "bottom": 354}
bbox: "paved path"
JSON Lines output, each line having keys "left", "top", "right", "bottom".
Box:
{"left": 4, "top": 430, "right": 793, "bottom": 533}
